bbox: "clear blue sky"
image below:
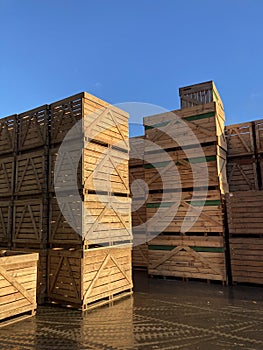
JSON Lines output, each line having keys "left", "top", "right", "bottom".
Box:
{"left": 1, "top": 0, "right": 263, "bottom": 129}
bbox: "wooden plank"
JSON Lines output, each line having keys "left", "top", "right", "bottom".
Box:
{"left": 148, "top": 236, "right": 226, "bottom": 282}
{"left": 0, "top": 201, "right": 12, "bottom": 246}
{"left": 227, "top": 157, "right": 258, "bottom": 192}
{"left": 15, "top": 149, "right": 47, "bottom": 195}
{"left": 0, "top": 157, "right": 14, "bottom": 197}
{"left": 226, "top": 191, "right": 263, "bottom": 236}
{"left": 0, "top": 250, "right": 38, "bottom": 323}
{"left": 47, "top": 245, "right": 133, "bottom": 310}
{"left": 230, "top": 237, "right": 263, "bottom": 285}
{"left": 13, "top": 198, "right": 48, "bottom": 247}
{"left": 225, "top": 122, "right": 254, "bottom": 157}
{"left": 0, "top": 115, "right": 17, "bottom": 156}
{"left": 18, "top": 105, "right": 48, "bottom": 151}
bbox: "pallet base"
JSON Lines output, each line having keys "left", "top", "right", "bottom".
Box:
{"left": 48, "top": 289, "right": 133, "bottom": 311}
{"left": 0, "top": 309, "right": 36, "bottom": 328}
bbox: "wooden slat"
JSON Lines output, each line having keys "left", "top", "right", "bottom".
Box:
{"left": 47, "top": 245, "right": 133, "bottom": 309}
{"left": 0, "top": 115, "right": 17, "bottom": 156}
{"left": 230, "top": 237, "right": 263, "bottom": 285}
{"left": 148, "top": 235, "right": 226, "bottom": 282}
{"left": 18, "top": 105, "right": 48, "bottom": 151}
{"left": 0, "top": 250, "right": 38, "bottom": 323}
{"left": 226, "top": 191, "right": 263, "bottom": 235}
{"left": 225, "top": 122, "right": 254, "bottom": 157}
{"left": 227, "top": 157, "right": 258, "bottom": 192}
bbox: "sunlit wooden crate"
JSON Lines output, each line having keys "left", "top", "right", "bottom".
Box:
{"left": 47, "top": 245, "right": 133, "bottom": 310}
{"left": 0, "top": 250, "right": 38, "bottom": 327}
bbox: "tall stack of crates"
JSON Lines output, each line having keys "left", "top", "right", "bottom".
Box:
{"left": 0, "top": 114, "right": 17, "bottom": 247}
{"left": 129, "top": 136, "right": 148, "bottom": 269}
{"left": 47, "top": 92, "right": 133, "bottom": 309}
{"left": 226, "top": 119, "right": 263, "bottom": 285}
{"left": 144, "top": 81, "right": 229, "bottom": 282}
{"left": 0, "top": 92, "right": 133, "bottom": 309}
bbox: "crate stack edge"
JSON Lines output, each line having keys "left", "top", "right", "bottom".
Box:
{"left": 129, "top": 136, "right": 148, "bottom": 269}
{"left": 47, "top": 92, "right": 133, "bottom": 309}
{"left": 144, "top": 82, "right": 228, "bottom": 282}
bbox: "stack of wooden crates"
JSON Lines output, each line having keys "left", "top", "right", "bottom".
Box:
{"left": 226, "top": 120, "right": 263, "bottom": 284}
{"left": 0, "top": 92, "right": 133, "bottom": 309}
{"left": 142, "top": 81, "right": 229, "bottom": 282}
{"left": 129, "top": 136, "right": 148, "bottom": 268}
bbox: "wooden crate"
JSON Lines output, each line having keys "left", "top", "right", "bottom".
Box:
{"left": 49, "top": 194, "right": 132, "bottom": 247}
{"left": 230, "top": 237, "right": 263, "bottom": 285}
{"left": 144, "top": 144, "right": 227, "bottom": 191}
{"left": 226, "top": 191, "right": 263, "bottom": 236}
{"left": 129, "top": 136, "right": 145, "bottom": 167}
{"left": 0, "top": 250, "right": 38, "bottom": 327}
{"left": 49, "top": 143, "right": 82, "bottom": 193}
{"left": 15, "top": 149, "right": 47, "bottom": 196}
{"left": 227, "top": 157, "right": 258, "bottom": 192}
{"left": 254, "top": 119, "right": 263, "bottom": 154}
{"left": 18, "top": 105, "right": 48, "bottom": 152}
{"left": 179, "top": 81, "right": 224, "bottom": 110}
{"left": 146, "top": 190, "right": 224, "bottom": 234}
{"left": 50, "top": 92, "right": 129, "bottom": 148}
{"left": 83, "top": 92, "right": 129, "bottom": 148}
{"left": 47, "top": 245, "right": 133, "bottom": 310}
{"left": 0, "top": 114, "right": 17, "bottom": 156}
{"left": 225, "top": 122, "right": 254, "bottom": 157}
{"left": 12, "top": 198, "right": 48, "bottom": 248}
{"left": 132, "top": 243, "right": 148, "bottom": 269}
{"left": 0, "top": 156, "right": 14, "bottom": 197}
{"left": 11, "top": 248, "right": 47, "bottom": 305}
{"left": 148, "top": 235, "right": 226, "bottom": 282}
{"left": 144, "top": 102, "right": 226, "bottom": 151}
{"left": 0, "top": 201, "right": 12, "bottom": 247}
{"left": 83, "top": 142, "right": 129, "bottom": 195}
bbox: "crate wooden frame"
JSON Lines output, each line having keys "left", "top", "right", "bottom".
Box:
{"left": 0, "top": 114, "right": 17, "bottom": 156}
{"left": 230, "top": 237, "right": 263, "bottom": 285}
{"left": 0, "top": 156, "right": 14, "bottom": 197}
{"left": 144, "top": 102, "right": 226, "bottom": 152}
{"left": 0, "top": 201, "right": 12, "bottom": 247}
{"left": 148, "top": 235, "right": 226, "bottom": 282}
{"left": 0, "top": 250, "right": 38, "bottom": 327}
{"left": 225, "top": 122, "right": 254, "bottom": 157}
{"left": 226, "top": 191, "right": 263, "bottom": 236}
{"left": 179, "top": 81, "right": 224, "bottom": 110}
{"left": 15, "top": 149, "right": 47, "bottom": 196}
{"left": 18, "top": 105, "right": 49, "bottom": 152}
{"left": 227, "top": 157, "right": 258, "bottom": 192}
{"left": 47, "top": 245, "right": 133, "bottom": 310}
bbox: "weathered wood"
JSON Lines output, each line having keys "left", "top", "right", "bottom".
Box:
{"left": 12, "top": 198, "right": 48, "bottom": 248}
{"left": 132, "top": 243, "right": 148, "bottom": 268}
{"left": 179, "top": 81, "right": 224, "bottom": 111}
{"left": 129, "top": 136, "right": 145, "bottom": 167}
{"left": 230, "top": 237, "right": 263, "bottom": 285}
{"left": 144, "top": 102, "right": 226, "bottom": 151}
{"left": 227, "top": 157, "right": 258, "bottom": 192}
{"left": 0, "top": 115, "right": 17, "bottom": 156}
{"left": 0, "top": 250, "right": 38, "bottom": 326}
{"left": 254, "top": 119, "right": 263, "bottom": 154}
{"left": 47, "top": 245, "right": 133, "bottom": 310}
{"left": 15, "top": 150, "right": 47, "bottom": 195}
{"left": 226, "top": 191, "right": 263, "bottom": 235}
{"left": 11, "top": 248, "right": 47, "bottom": 305}
{"left": 0, "top": 157, "right": 14, "bottom": 197}
{"left": 146, "top": 190, "right": 224, "bottom": 234}
{"left": 225, "top": 122, "right": 254, "bottom": 157}
{"left": 0, "top": 201, "right": 12, "bottom": 247}
{"left": 18, "top": 105, "right": 48, "bottom": 151}
{"left": 148, "top": 235, "right": 226, "bottom": 282}
{"left": 83, "top": 143, "right": 129, "bottom": 194}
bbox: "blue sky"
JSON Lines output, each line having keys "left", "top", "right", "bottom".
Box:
{"left": 1, "top": 0, "right": 263, "bottom": 133}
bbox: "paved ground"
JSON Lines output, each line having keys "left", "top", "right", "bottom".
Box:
{"left": 0, "top": 271, "right": 263, "bottom": 349}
